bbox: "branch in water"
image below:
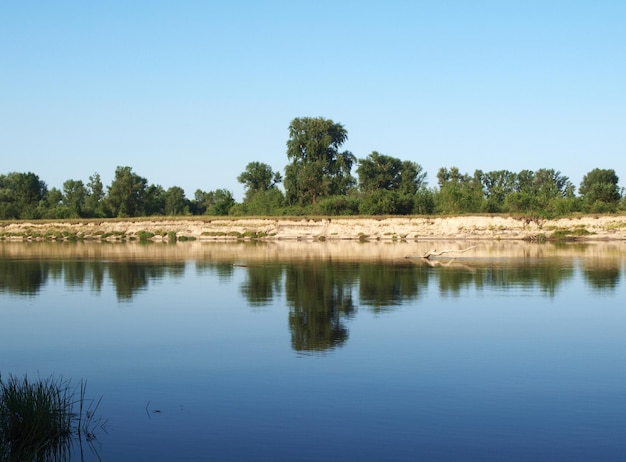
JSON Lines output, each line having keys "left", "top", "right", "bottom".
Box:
{"left": 419, "top": 246, "right": 476, "bottom": 259}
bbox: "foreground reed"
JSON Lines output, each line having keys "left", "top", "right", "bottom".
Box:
{"left": 0, "top": 374, "right": 105, "bottom": 461}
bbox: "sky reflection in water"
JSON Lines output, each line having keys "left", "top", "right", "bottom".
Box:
{"left": 1, "top": 242, "right": 625, "bottom": 461}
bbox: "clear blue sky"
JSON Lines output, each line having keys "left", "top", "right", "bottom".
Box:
{"left": 1, "top": 0, "right": 624, "bottom": 200}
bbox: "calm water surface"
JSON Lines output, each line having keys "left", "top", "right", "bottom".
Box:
{"left": 1, "top": 241, "right": 625, "bottom": 461}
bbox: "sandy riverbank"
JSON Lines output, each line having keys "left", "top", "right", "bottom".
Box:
{"left": 1, "top": 215, "right": 626, "bottom": 242}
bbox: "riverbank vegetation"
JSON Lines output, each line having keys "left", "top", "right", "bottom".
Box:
{"left": 0, "top": 374, "right": 105, "bottom": 461}
{"left": 1, "top": 117, "right": 624, "bottom": 221}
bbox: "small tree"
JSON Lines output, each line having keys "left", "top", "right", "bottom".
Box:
{"left": 237, "top": 162, "right": 282, "bottom": 203}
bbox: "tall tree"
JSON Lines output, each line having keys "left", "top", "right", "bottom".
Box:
{"left": 63, "top": 179, "right": 87, "bottom": 218}
{"left": 85, "top": 173, "right": 107, "bottom": 217}
{"left": 283, "top": 117, "right": 356, "bottom": 206}
{"left": 107, "top": 166, "right": 148, "bottom": 217}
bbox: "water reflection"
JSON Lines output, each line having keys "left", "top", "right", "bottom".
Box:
{"left": 359, "top": 262, "right": 428, "bottom": 310}
{"left": 285, "top": 262, "right": 357, "bottom": 352}
{"left": 1, "top": 241, "right": 624, "bottom": 353}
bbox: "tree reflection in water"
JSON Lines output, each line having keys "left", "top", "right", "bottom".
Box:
{"left": 284, "top": 262, "right": 357, "bottom": 352}
{"left": 1, "top": 250, "right": 623, "bottom": 352}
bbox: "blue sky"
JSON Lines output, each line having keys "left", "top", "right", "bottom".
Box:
{"left": 1, "top": 0, "right": 624, "bottom": 200}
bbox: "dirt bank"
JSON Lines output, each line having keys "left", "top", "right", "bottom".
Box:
{"left": 1, "top": 215, "right": 626, "bottom": 242}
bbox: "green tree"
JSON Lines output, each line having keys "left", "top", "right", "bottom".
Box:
{"left": 85, "top": 173, "right": 107, "bottom": 217}
{"left": 237, "top": 162, "right": 282, "bottom": 203}
{"left": 193, "top": 189, "right": 235, "bottom": 216}
{"left": 357, "top": 152, "right": 426, "bottom": 194}
{"left": 106, "top": 166, "right": 148, "bottom": 217}
{"left": 144, "top": 184, "right": 166, "bottom": 216}
{"left": 62, "top": 179, "right": 87, "bottom": 218}
{"left": 164, "top": 186, "right": 188, "bottom": 215}
{"left": 42, "top": 187, "right": 68, "bottom": 218}
{"left": 505, "top": 168, "right": 575, "bottom": 216}
{"left": 579, "top": 168, "right": 621, "bottom": 212}
{"left": 283, "top": 117, "right": 356, "bottom": 206}
{"left": 357, "top": 152, "right": 426, "bottom": 214}
{"left": 435, "top": 167, "right": 485, "bottom": 213}
{"left": 482, "top": 170, "right": 517, "bottom": 213}
{"left": 0, "top": 172, "right": 47, "bottom": 219}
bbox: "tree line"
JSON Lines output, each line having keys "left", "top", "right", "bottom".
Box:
{"left": 1, "top": 116, "right": 624, "bottom": 220}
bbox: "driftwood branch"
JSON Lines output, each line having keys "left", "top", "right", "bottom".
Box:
{"left": 420, "top": 246, "right": 476, "bottom": 259}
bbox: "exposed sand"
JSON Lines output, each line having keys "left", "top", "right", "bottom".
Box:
{"left": 2, "top": 215, "right": 626, "bottom": 242}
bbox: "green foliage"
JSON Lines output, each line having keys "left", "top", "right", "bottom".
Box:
{"left": 193, "top": 188, "right": 236, "bottom": 216}
{"left": 106, "top": 166, "right": 148, "bottom": 217}
{"left": 0, "top": 172, "right": 47, "bottom": 219}
{"left": 164, "top": 186, "right": 189, "bottom": 216}
{"left": 84, "top": 172, "right": 107, "bottom": 218}
{"left": 357, "top": 151, "right": 425, "bottom": 195}
{"left": 62, "top": 179, "right": 87, "bottom": 218}
{"left": 356, "top": 152, "right": 426, "bottom": 214}
{"left": 359, "top": 190, "right": 414, "bottom": 215}
{"left": 238, "top": 162, "right": 282, "bottom": 203}
{"left": 284, "top": 117, "right": 356, "bottom": 205}
{"left": 138, "top": 231, "right": 155, "bottom": 241}
{"left": 435, "top": 167, "right": 485, "bottom": 213}
{"left": 550, "top": 227, "right": 592, "bottom": 240}
{"left": 414, "top": 187, "right": 435, "bottom": 214}
{"left": 318, "top": 195, "right": 360, "bottom": 215}
{"left": 236, "top": 189, "right": 285, "bottom": 216}
{"left": 0, "top": 374, "right": 105, "bottom": 461}
{"left": 0, "top": 119, "right": 623, "bottom": 219}
{"left": 579, "top": 168, "right": 621, "bottom": 212}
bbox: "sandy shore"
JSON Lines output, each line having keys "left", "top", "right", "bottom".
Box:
{"left": 1, "top": 215, "right": 626, "bottom": 242}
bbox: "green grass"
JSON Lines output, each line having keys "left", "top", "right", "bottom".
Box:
{"left": 550, "top": 228, "right": 592, "bottom": 240}
{"left": 0, "top": 374, "right": 106, "bottom": 461}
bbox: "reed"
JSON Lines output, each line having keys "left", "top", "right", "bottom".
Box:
{"left": 0, "top": 374, "right": 105, "bottom": 461}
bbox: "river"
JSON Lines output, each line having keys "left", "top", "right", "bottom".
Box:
{"left": 1, "top": 241, "right": 625, "bottom": 461}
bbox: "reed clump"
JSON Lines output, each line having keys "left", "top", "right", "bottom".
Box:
{"left": 0, "top": 374, "right": 105, "bottom": 461}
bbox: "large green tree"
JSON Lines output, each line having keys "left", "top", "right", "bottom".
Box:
{"left": 579, "top": 168, "right": 621, "bottom": 212}
{"left": 283, "top": 117, "right": 356, "bottom": 206}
